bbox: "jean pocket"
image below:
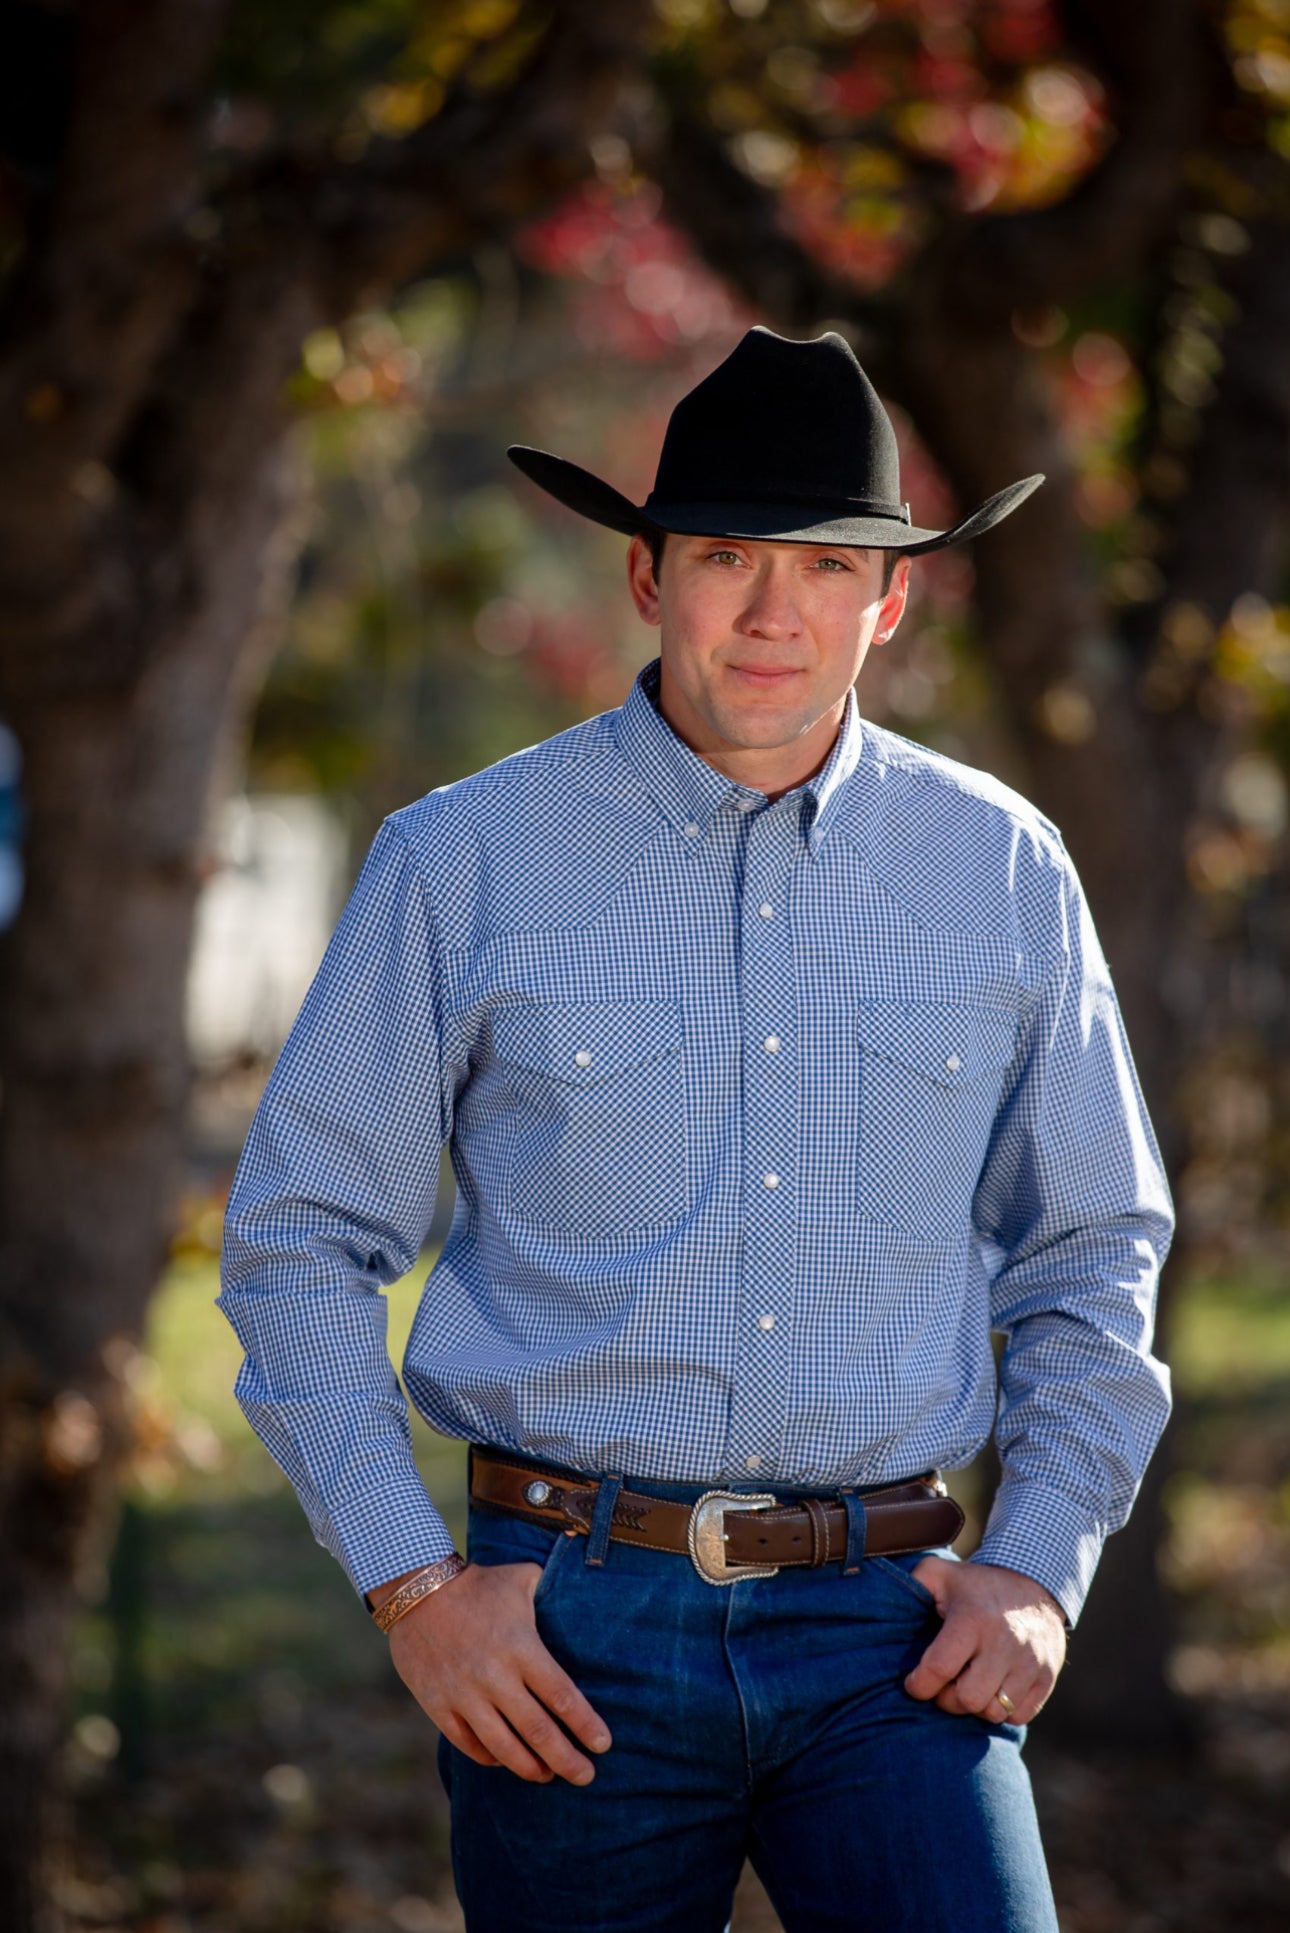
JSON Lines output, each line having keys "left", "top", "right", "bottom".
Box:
{"left": 496, "top": 999, "right": 688, "bottom": 1234}
{"left": 871, "top": 1552, "right": 941, "bottom": 1613}
{"left": 533, "top": 1529, "right": 574, "bottom": 1607}
{"left": 855, "top": 1000, "right": 1017, "bottom": 1232}
{"left": 466, "top": 1504, "right": 574, "bottom": 1608}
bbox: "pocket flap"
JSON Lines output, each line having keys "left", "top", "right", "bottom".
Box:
{"left": 493, "top": 1000, "right": 684, "bottom": 1085}
{"left": 857, "top": 1001, "right": 1018, "bottom": 1087}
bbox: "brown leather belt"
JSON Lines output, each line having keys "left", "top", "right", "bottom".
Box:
{"left": 468, "top": 1447, "right": 965, "bottom": 1585}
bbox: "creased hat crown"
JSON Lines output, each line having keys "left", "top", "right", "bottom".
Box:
{"left": 649, "top": 327, "right": 904, "bottom": 516}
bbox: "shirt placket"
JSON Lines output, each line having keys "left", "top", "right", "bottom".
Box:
{"left": 724, "top": 793, "right": 801, "bottom": 1482}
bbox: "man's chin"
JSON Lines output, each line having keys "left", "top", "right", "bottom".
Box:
{"left": 707, "top": 702, "right": 820, "bottom": 751}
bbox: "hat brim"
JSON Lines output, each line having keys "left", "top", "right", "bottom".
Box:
{"left": 507, "top": 445, "right": 1044, "bottom": 554}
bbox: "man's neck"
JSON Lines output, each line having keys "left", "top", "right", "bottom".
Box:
{"left": 654, "top": 690, "right": 844, "bottom": 804}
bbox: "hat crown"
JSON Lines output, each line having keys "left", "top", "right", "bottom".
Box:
{"left": 649, "top": 326, "right": 903, "bottom": 512}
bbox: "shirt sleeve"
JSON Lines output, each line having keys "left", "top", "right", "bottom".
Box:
{"left": 215, "top": 815, "right": 457, "bottom": 1604}
{"left": 968, "top": 841, "right": 1175, "bottom": 1628}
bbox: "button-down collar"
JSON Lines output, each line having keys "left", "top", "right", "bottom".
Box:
{"left": 614, "top": 656, "right": 863, "bottom": 856}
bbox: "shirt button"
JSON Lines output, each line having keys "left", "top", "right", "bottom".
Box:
{"left": 737, "top": 797, "right": 760, "bottom": 812}
{"left": 744, "top": 1454, "right": 763, "bottom": 1472}
{"left": 575, "top": 1050, "right": 592, "bottom": 1068}
{"left": 945, "top": 1053, "right": 961, "bottom": 1072}
{"left": 683, "top": 822, "right": 700, "bottom": 838}
{"left": 757, "top": 1314, "right": 775, "bottom": 1331}
{"left": 763, "top": 1035, "right": 781, "bottom": 1053}
{"left": 758, "top": 902, "right": 774, "bottom": 919}
{"left": 762, "top": 1171, "right": 780, "bottom": 1189}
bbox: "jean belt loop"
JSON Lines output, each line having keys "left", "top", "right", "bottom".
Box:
{"left": 585, "top": 1473, "right": 624, "bottom": 1568}
{"left": 842, "top": 1489, "right": 868, "bottom": 1575}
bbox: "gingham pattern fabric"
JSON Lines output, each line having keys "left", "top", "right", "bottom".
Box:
{"left": 217, "top": 658, "right": 1174, "bottom": 1627}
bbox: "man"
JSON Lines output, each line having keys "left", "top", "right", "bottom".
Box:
{"left": 218, "top": 326, "right": 1174, "bottom": 1932}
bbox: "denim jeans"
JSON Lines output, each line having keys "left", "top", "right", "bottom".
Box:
{"left": 438, "top": 1462, "right": 1060, "bottom": 1933}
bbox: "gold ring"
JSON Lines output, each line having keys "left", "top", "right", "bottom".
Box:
{"left": 996, "top": 1689, "right": 1017, "bottom": 1717}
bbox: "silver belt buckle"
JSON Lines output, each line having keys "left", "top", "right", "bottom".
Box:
{"left": 687, "top": 1490, "right": 779, "bottom": 1585}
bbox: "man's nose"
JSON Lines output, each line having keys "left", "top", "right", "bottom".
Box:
{"left": 739, "top": 567, "right": 802, "bottom": 637}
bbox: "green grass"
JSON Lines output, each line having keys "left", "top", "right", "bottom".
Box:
{"left": 1165, "top": 1264, "right": 1290, "bottom": 1395}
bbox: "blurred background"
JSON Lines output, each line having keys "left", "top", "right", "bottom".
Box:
{"left": 1, "top": 2, "right": 1288, "bottom": 1929}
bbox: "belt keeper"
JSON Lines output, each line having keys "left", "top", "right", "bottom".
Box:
{"left": 842, "top": 1490, "right": 868, "bottom": 1574}
{"left": 804, "top": 1496, "right": 829, "bottom": 1568}
{"left": 585, "top": 1473, "right": 623, "bottom": 1568}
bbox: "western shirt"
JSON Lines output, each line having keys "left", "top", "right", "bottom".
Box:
{"left": 217, "top": 657, "right": 1174, "bottom": 1626}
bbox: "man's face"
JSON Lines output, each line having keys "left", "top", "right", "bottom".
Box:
{"left": 626, "top": 532, "right": 910, "bottom": 771}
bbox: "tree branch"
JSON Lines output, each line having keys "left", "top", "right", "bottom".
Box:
{"left": 942, "top": 0, "right": 1223, "bottom": 320}
{"left": 215, "top": 0, "right": 656, "bottom": 316}
{"left": 0, "top": 1, "right": 227, "bottom": 490}
{"left": 646, "top": 105, "right": 889, "bottom": 363}
{"left": 0, "top": 0, "right": 654, "bottom": 608}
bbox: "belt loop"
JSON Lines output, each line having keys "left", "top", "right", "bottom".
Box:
{"left": 804, "top": 1496, "right": 829, "bottom": 1568}
{"left": 842, "top": 1489, "right": 867, "bottom": 1575}
{"left": 585, "top": 1473, "right": 623, "bottom": 1568}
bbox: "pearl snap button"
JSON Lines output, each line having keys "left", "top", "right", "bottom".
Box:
{"left": 758, "top": 903, "right": 774, "bottom": 919}
{"left": 763, "top": 1172, "right": 780, "bottom": 1189}
{"left": 763, "top": 1035, "right": 781, "bottom": 1053}
{"left": 757, "top": 1314, "right": 775, "bottom": 1331}
{"left": 575, "top": 1050, "right": 592, "bottom": 1068}
{"left": 683, "top": 822, "right": 700, "bottom": 838}
{"left": 945, "top": 1053, "right": 961, "bottom": 1072}
{"left": 744, "top": 1454, "right": 763, "bottom": 1471}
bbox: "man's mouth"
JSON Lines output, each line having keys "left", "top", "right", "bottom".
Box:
{"left": 728, "top": 663, "right": 802, "bottom": 686}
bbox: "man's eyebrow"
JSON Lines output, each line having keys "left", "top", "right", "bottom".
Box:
{"left": 686, "top": 537, "right": 861, "bottom": 556}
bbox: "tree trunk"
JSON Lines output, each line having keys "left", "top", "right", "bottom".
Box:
{"left": 0, "top": 417, "right": 308, "bottom": 1925}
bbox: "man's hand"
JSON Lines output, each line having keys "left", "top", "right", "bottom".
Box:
{"left": 902, "top": 1557, "right": 1067, "bottom": 1726}
{"left": 382, "top": 1559, "right": 612, "bottom": 1785}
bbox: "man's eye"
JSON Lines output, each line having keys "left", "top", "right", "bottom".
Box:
{"left": 815, "top": 556, "right": 849, "bottom": 570}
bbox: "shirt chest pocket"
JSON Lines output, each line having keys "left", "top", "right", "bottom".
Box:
{"left": 855, "top": 1001, "right": 1019, "bottom": 1235}
{"left": 493, "top": 1000, "right": 688, "bottom": 1236}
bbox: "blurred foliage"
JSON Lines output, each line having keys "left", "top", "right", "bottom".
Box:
{"left": 652, "top": 0, "right": 1109, "bottom": 266}
{"left": 1224, "top": 0, "right": 1290, "bottom": 157}
{"left": 213, "top": 0, "right": 536, "bottom": 146}
{"left": 250, "top": 270, "right": 662, "bottom": 838}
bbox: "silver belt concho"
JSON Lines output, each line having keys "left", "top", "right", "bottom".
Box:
{"left": 687, "top": 1490, "right": 780, "bottom": 1584}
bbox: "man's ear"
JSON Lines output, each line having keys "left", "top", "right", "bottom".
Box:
{"left": 873, "top": 554, "right": 911, "bottom": 644}
{"left": 626, "top": 533, "right": 662, "bottom": 626}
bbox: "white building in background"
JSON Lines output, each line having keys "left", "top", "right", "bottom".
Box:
{"left": 186, "top": 792, "right": 348, "bottom": 1069}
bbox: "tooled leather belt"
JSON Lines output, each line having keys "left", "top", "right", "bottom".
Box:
{"left": 468, "top": 1446, "right": 965, "bottom": 1584}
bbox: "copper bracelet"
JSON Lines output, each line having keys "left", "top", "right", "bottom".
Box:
{"left": 371, "top": 1553, "right": 468, "bottom": 1634}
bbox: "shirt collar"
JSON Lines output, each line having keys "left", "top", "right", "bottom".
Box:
{"left": 613, "top": 657, "right": 862, "bottom": 856}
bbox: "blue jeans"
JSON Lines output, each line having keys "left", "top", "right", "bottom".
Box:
{"left": 438, "top": 1465, "right": 1060, "bottom": 1933}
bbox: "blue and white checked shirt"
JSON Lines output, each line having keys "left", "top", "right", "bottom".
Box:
{"left": 217, "top": 658, "right": 1174, "bottom": 1627}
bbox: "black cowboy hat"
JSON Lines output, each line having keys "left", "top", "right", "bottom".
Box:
{"left": 508, "top": 324, "right": 1043, "bottom": 554}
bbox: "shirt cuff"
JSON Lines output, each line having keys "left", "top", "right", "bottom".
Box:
{"left": 324, "top": 1473, "right": 459, "bottom": 1608}
{"left": 969, "top": 1479, "right": 1107, "bottom": 1629}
